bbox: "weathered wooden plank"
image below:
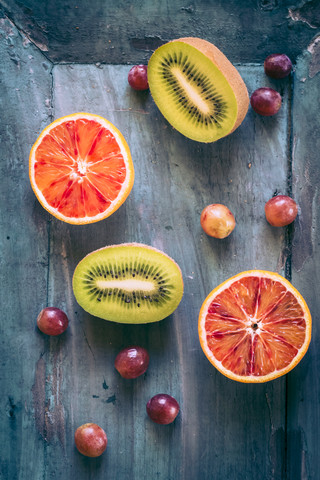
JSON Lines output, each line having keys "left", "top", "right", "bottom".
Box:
{"left": 287, "top": 36, "right": 320, "bottom": 480}
{"left": 0, "top": 15, "right": 52, "bottom": 480}
{"left": 1, "top": 0, "right": 319, "bottom": 64}
{"left": 38, "top": 63, "right": 291, "bottom": 479}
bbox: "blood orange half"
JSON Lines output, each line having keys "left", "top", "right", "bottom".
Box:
{"left": 199, "top": 271, "right": 311, "bottom": 383}
{"left": 29, "top": 113, "right": 134, "bottom": 224}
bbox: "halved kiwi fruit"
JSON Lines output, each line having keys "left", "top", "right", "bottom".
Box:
{"left": 148, "top": 37, "right": 249, "bottom": 143}
{"left": 72, "top": 243, "right": 184, "bottom": 324}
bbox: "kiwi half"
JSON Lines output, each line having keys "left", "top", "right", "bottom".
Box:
{"left": 148, "top": 37, "right": 249, "bottom": 143}
{"left": 72, "top": 243, "right": 184, "bottom": 324}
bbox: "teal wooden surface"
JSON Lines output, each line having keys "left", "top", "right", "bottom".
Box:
{"left": 47, "top": 64, "right": 290, "bottom": 480}
{"left": 287, "top": 45, "right": 320, "bottom": 480}
{"left": 1, "top": 5, "right": 320, "bottom": 480}
{"left": 0, "top": 15, "right": 52, "bottom": 479}
{"left": 1, "top": 0, "right": 319, "bottom": 64}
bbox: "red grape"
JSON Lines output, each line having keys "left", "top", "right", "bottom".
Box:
{"left": 264, "top": 54, "right": 292, "bottom": 79}
{"left": 74, "top": 423, "right": 107, "bottom": 457}
{"left": 128, "top": 65, "right": 149, "bottom": 91}
{"left": 146, "top": 394, "right": 180, "bottom": 425}
{"left": 200, "top": 204, "right": 236, "bottom": 239}
{"left": 250, "top": 88, "right": 282, "bottom": 116}
{"left": 36, "top": 307, "right": 69, "bottom": 336}
{"left": 115, "top": 346, "right": 149, "bottom": 379}
{"left": 265, "top": 195, "right": 298, "bottom": 227}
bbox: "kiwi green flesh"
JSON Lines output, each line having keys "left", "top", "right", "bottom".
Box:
{"left": 148, "top": 41, "right": 238, "bottom": 143}
{"left": 72, "top": 244, "right": 184, "bottom": 324}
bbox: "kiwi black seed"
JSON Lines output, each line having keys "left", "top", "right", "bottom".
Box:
{"left": 72, "top": 243, "right": 184, "bottom": 324}
{"left": 158, "top": 54, "right": 228, "bottom": 127}
{"left": 83, "top": 264, "right": 169, "bottom": 306}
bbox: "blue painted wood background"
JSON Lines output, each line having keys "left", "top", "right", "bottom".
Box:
{"left": 1, "top": 2, "right": 320, "bottom": 479}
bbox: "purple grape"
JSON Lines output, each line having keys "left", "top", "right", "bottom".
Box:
{"left": 128, "top": 65, "right": 149, "bottom": 91}
{"left": 115, "top": 346, "right": 149, "bottom": 379}
{"left": 264, "top": 54, "right": 292, "bottom": 79}
{"left": 146, "top": 394, "right": 180, "bottom": 424}
{"left": 37, "top": 307, "right": 69, "bottom": 336}
{"left": 250, "top": 88, "right": 282, "bottom": 116}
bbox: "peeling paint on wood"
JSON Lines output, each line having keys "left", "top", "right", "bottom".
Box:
{"left": 31, "top": 355, "right": 47, "bottom": 440}
{"left": 307, "top": 34, "right": 320, "bottom": 77}
{"left": 288, "top": 0, "right": 320, "bottom": 29}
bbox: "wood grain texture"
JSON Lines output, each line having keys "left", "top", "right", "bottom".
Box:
{"left": 287, "top": 36, "right": 320, "bottom": 480}
{"left": 1, "top": 0, "right": 319, "bottom": 64}
{"left": 0, "top": 15, "right": 52, "bottom": 480}
{"left": 36, "top": 64, "right": 290, "bottom": 479}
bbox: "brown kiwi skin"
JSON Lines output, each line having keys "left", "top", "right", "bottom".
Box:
{"left": 169, "top": 37, "right": 249, "bottom": 134}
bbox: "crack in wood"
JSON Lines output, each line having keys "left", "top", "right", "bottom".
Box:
{"left": 31, "top": 351, "right": 66, "bottom": 446}
{"left": 0, "top": 7, "right": 50, "bottom": 57}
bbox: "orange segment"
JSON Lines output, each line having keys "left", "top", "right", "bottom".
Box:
{"left": 199, "top": 271, "right": 312, "bottom": 383}
{"left": 73, "top": 119, "right": 103, "bottom": 159}
{"left": 263, "top": 318, "right": 307, "bottom": 346}
{"left": 35, "top": 135, "right": 74, "bottom": 166}
{"left": 29, "top": 113, "right": 134, "bottom": 224}
{"left": 220, "top": 333, "right": 253, "bottom": 376}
